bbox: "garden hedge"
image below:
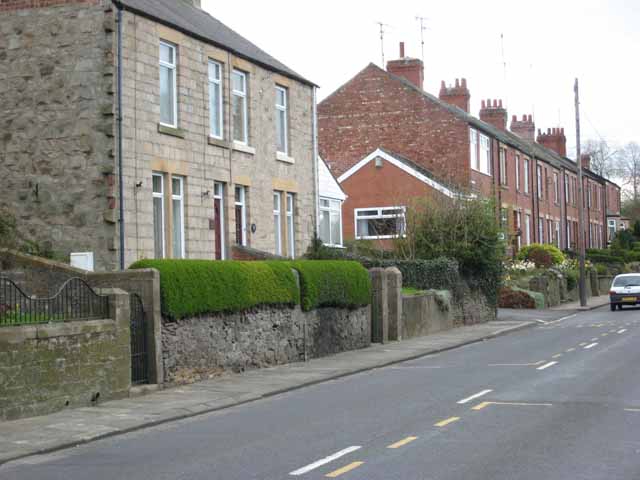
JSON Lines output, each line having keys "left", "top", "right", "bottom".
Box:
{"left": 288, "top": 260, "right": 372, "bottom": 311}
{"left": 130, "top": 259, "right": 299, "bottom": 319}
{"left": 517, "top": 243, "right": 565, "bottom": 266}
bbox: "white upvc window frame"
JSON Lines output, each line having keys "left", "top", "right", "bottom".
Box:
{"left": 470, "top": 128, "right": 479, "bottom": 171}
{"left": 208, "top": 60, "right": 223, "bottom": 139}
{"left": 555, "top": 220, "right": 561, "bottom": 248}
{"left": 564, "top": 174, "right": 570, "bottom": 203}
{"left": 536, "top": 164, "right": 543, "bottom": 199}
{"left": 286, "top": 193, "right": 295, "bottom": 258}
{"left": 273, "top": 191, "right": 283, "bottom": 256}
{"left": 538, "top": 216, "right": 544, "bottom": 243}
{"left": 319, "top": 197, "right": 343, "bottom": 247}
{"left": 275, "top": 85, "right": 289, "bottom": 155}
{"left": 553, "top": 172, "right": 559, "bottom": 204}
{"left": 171, "top": 176, "right": 186, "bottom": 259}
{"left": 524, "top": 158, "right": 530, "bottom": 194}
{"left": 547, "top": 219, "right": 553, "bottom": 244}
{"left": 608, "top": 219, "right": 617, "bottom": 241}
{"left": 152, "top": 173, "right": 166, "bottom": 259}
{"left": 515, "top": 154, "right": 521, "bottom": 191}
{"left": 525, "top": 213, "right": 531, "bottom": 245}
{"left": 355, "top": 206, "right": 406, "bottom": 240}
{"left": 214, "top": 181, "right": 226, "bottom": 260}
{"left": 232, "top": 69, "right": 248, "bottom": 144}
{"left": 499, "top": 148, "right": 507, "bottom": 185}
{"left": 234, "top": 185, "right": 247, "bottom": 247}
{"left": 478, "top": 133, "right": 491, "bottom": 175}
{"left": 516, "top": 211, "right": 522, "bottom": 250}
{"left": 159, "top": 40, "right": 178, "bottom": 128}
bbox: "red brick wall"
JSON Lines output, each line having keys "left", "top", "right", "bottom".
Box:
{"left": 606, "top": 181, "right": 621, "bottom": 216}
{"left": 318, "top": 63, "right": 471, "bottom": 188}
{"left": 0, "top": 0, "right": 97, "bottom": 11}
{"left": 340, "top": 158, "right": 447, "bottom": 249}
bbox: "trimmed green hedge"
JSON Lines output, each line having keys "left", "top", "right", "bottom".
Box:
{"left": 517, "top": 243, "right": 565, "bottom": 266}
{"left": 130, "top": 259, "right": 299, "bottom": 319}
{"left": 288, "top": 260, "right": 372, "bottom": 311}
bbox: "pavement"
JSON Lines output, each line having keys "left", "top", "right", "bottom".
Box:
{"left": 2, "top": 304, "right": 638, "bottom": 479}
{"left": 0, "top": 319, "right": 532, "bottom": 467}
{"left": 550, "top": 294, "right": 611, "bottom": 311}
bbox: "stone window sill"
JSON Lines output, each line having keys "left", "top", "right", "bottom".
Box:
{"left": 276, "top": 152, "right": 295, "bottom": 164}
{"left": 208, "top": 136, "right": 230, "bottom": 149}
{"left": 158, "top": 123, "right": 185, "bottom": 139}
{"left": 233, "top": 142, "right": 256, "bottom": 155}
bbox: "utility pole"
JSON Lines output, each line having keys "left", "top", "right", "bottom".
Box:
{"left": 575, "top": 78, "right": 587, "bottom": 307}
{"left": 416, "top": 16, "right": 428, "bottom": 63}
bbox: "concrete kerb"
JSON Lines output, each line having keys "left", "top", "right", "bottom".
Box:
{"left": 0, "top": 320, "right": 535, "bottom": 467}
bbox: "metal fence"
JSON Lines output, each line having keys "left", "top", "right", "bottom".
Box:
{"left": 0, "top": 277, "right": 110, "bottom": 327}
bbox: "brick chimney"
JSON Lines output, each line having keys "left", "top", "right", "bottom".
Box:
{"left": 387, "top": 42, "right": 424, "bottom": 90}
{"left": 537, "top": 128, "right": 567, "bottom": 157}
{"left": 479, "top": 99, "right": 507, "bottom": 131}
{"left": 581, "top": 153, "right": 591, "bottom": 170}
{"left": 510, "top": 114, "right": 535, "bottom": 141}
{"left": 439, "top": 78, "right": 470, "bottom": 113}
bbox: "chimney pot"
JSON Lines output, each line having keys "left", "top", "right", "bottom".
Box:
{"left": 399, "top": 42, "right": 405, "bottom": 58}
{"left": 481, "top": 100, "right": 486, "bottom": 109}
{"left": 512, "top": 115, "right": 517, "bottom": 122}
{"left": 455, "top": 78, "right": 460, "bottom": 87}
{"left": 461, "top": 78, "right": 467, "bottom": 88}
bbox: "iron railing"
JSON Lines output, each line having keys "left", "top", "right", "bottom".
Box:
{"left": 0, "top": 277, "right": 110, "bottom": 327}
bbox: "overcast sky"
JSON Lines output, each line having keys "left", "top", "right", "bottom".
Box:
{"left": 202, "top": 0, "right": 638, "bottom": 158}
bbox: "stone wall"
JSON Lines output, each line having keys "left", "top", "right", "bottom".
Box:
{"left": 0, "top": 1, "right": 117, "bottom": 270}
{"left": 0, "top": 289, "right": 130, "bottom": 421}
{"left": 402, "top": 291, "right": 453, "bottom": 339}
{"left": 161, "top": 305, "right": 370, "bottom": 385}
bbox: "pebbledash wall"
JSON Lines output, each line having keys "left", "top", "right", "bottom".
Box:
{"left": 162, "top": 306, "right": 370, "bottom": 385}
{"left": 0, "top": 0, "right": 316, "bottom": 272}
{"left": 0, "top": 289, "right": 131, "bottom": 421}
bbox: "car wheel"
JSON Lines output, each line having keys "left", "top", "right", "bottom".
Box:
{"left": 618, "top": 304, "right": 624, "bottom": 310}
{"left": 611, "top": 303, "right": 616, "bottom": 312}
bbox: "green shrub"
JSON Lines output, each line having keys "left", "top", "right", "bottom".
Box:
{"left": 289, "top": 260, "right": 371, "bottom": 311}
{"left": 517, "top": 243, "right": 565, "bottom": 266}
{"left": 565, "top": 269, "right": 578, "bottom": 291}
{"left": 129, "top": 259, "right": 299, "bottom": 319}
{"left": 595, "top": 263, "right": 608, "bottom": 276}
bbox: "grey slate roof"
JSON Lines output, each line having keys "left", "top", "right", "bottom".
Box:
{"left": 114, "top": 0, "right": 315, "bottom": 86}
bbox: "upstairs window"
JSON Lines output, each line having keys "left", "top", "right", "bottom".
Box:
{"left": 565, "top": 175, "right": 570, "bottom": 203}
{"left": 479, "top": 134, "right": 491, "bottom": 175}
{"left": 515, "top": 155, "right": 521, "bottom": 191}
{"left": 470, "top": 129, "right": 478, "bottom": 171}
{"left": 208, "top": 60, "right": 223, "bottom": 139}
{"left": 499, "top": 148, "right": 507, "bottom": 185}
{"left": 356, "top": 207, "right": 406, "bottom": 240}
{"left": 523, "top": 158, "right": 530, "bottom": 194}
{"left": 232, "top": 69, "right": 248, "bottom": 143}
{"left": 553, "top": 172, "right": 559, "bottom": 204}
{"left": 159, "top": 41, "right": 177, "bottom": 127}
{"left": 275, "top": 86, "right": 289, "bottom": 154}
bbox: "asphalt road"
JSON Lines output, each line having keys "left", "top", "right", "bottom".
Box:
{"left": 2, "top": 306, "right": 640, "bottom": 480}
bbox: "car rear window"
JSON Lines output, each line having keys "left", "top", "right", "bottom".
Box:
{"left": 613, "top": 275, "right": 640, "bottom": 287}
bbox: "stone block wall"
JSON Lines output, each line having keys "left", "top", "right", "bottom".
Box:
{"left": 0, "top": 289, "right": 130, "bottom": 421}
{"left": 161, "top": 305, "right": 370, "bottom": 385}
{"left": 402, "top": 291, "right": 453, "bottom": 339}
{"left": 0, "top": 1, "right": 118, "bottom": 270}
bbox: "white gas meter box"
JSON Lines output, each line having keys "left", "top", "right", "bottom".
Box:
{"left": 70, "top": 252, "right": 95, "bottom": 272}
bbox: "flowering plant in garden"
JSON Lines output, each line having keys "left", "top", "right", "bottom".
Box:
{"left": 504, "top": 260, "right": 537, "bottom": 274}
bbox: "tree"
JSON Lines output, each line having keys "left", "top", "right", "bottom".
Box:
{"left": 615, "top": 142, "right": 640, "bottom": 202}
{"left": 582, "top": 139, "right": 618, "bottom": 179}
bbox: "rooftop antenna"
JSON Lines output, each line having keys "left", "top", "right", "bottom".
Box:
{"left": 501, "top": 33, "right": 508, "bottom": 106}
{"left": 376, "top": 21, "right": 391, "bottom": 66}
{"left": 416, "top": 16, "right": 429, "bottom": 63}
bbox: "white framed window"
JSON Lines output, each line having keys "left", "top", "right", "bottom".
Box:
{"left": 479, "top": 133, "right": 490, "bottom": 175}
{"left": 515, "top": 211, "right": 522, "bottom": 250}
{"left": 275, "top": 86, "right": 288, "bottom": 154}
{"left": 273, "top": 192, "right": 282, "bottom": 255}
{"left": 286, "top": 193, "right": 295, "bottom": 258}
{"left": 525, "top": 214, "right": 531, "bottom": 245}
{"left": 355, "top": 207, "right": 406, "bottom": 240}
{"left": 536, "top": 164, "right": 543, "bottom": 199}
{"left": 159, "top": 41, "right": 177, "bottom": 128}
{"left": 499, "top": 148, "right": 507, "bottom": 185}
{"left": 547, "top": 219, "right": 553, "bottom": 244}
{"left": 588, "top": 184, "right": 592, "bottom": 208}
{"left": 319, "top": 198, "right": 343, "bottom": 247}
{"left": 553, "top": 172, "right": 559, "bottom": 204}
{"left": 171, "top": 176, "right": 185, "bottom": 259}
{"left": 234, "top": 186, "right": 247, "bottom": 246}
{"left": 232, "top": 69, "right": 248, "bottom": 144}
{"left": 208, "top": 60, "right": 223, "bottom": 139}
{"left": 213, "top": 182, "right": 226, "bottom": 260}
{"left": 524, "top": 158, "right": 530, "bottom": 194}
{"left": 567, "top": 221, "right": 572, "bottom": 249}
{"left": 538, "top": 217, "right": 544, "bottom": 243}
{"left": 555, "top": 221, "right": 561, "bottom": 248}
{"left": 470, "top": 128, "right": 478, "bottom": 170}
{"left": 608, "top": 219, "right": 617, "bottom": 241}
{"left": 564, "top": 174, "right": 570, "bottom": 203}
{"left": 515, "top": 155, "right": 521, "bottom": 191}
{"left": 152, "top": 173, "right": 165, "bottom": 259}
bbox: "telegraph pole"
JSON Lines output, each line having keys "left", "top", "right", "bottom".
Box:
{"left": 575, "top": 78, "right": 587, "bottom": 307}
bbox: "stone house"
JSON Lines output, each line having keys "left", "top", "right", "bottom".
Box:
{"left": 0, "top": 0, "right": 318, "bottom": 271}
{"left": 318, "top": 42, "right": 621, "bottom": 253}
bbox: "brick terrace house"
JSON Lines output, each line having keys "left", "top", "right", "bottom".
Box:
{"left": 318, "top": 43, "right": 621, "bottom": 254}
{"left": 0, "top": 0, "right": 317, "bottom": 271}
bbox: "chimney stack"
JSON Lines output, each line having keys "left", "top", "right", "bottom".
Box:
{"left": 510, "top": 114, "right": 535, "bottom": 141}
{"left": 439, "top": 78, "right": 470, "bottom": 112}
{"left": 537, "top": 127, "right": 567, "bottom": 157}
{"left": 387, "top": 42, "right": 424, "bottom": 90}
{"left": 479, "top": 98, "right": 507, "bottom": 130}
{"left": 581, "top": 153, "right": 592, "bottom": 171}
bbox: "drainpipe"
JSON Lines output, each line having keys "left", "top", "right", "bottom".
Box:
{"left": 116, "top": 4, "right": 125, "bottom": 270}
{"left": 312, "top": 86, "right": 320, "bottom": 239}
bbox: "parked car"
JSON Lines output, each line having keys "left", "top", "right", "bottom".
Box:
{"left": 609, "top": 274, "right": 640, "bottom": 311}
